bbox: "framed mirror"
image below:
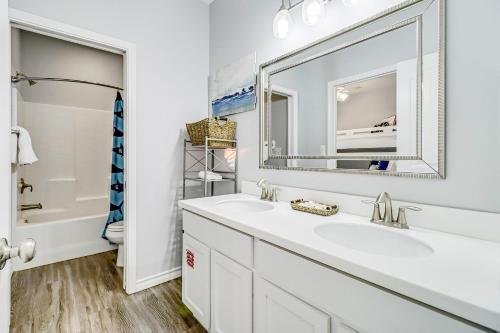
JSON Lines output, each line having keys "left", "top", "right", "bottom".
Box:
{"left": 259, "top": 0, "right": 445, "bottom": 178}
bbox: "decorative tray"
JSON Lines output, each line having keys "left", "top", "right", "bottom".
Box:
{"left": 290, "top": 199, "right": 339, "bottom": 216}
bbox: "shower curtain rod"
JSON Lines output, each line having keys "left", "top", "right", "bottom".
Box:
{"left": 11, "top": 76, "right": 124, "bottom": 91}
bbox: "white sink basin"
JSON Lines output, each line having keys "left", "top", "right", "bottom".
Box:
{"left": 314, "top": 223, "right": 434, "bottom": 258}
{"left": 216, "top": 199, "right": 274, "bottom": 213}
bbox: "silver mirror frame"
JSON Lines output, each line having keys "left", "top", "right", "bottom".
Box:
{"left": 258, "top": 0, "right": 446, "bottom": 179}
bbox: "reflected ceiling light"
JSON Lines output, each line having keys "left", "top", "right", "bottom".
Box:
{"left": 302, "top": 0, "right": 326, "bottom": 26}
{"left": 273, "top": 0, "right": 293, "bottom": 39}
{"left": 342, "top": 0, "right": 359, "bottom": 6}
{"left": 337, "top": 87, "right": 349, "bottom": 102}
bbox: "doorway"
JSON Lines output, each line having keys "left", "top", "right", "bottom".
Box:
{"left": 264, "top": 85, "right": 298, "bottom": 168}
{"left": 1, "top": 9, "right": 138, "bottom": 332}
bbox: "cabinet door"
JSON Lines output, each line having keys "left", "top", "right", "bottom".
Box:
{"left": 211, "top": 250, "right": 252, "bottom": 333}
{"left": 254, "top": 277, "right": 330, "bottom": 333}
{"left": 182, "top": 233, "right": 210, "bottom": 330}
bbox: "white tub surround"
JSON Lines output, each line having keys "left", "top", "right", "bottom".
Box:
{"left": 179, "top": 181, "right": 500, "bottom": 332}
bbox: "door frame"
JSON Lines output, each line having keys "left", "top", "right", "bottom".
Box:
{"left": 268, "top": 85, "right": 298, "bottom": 168}
{"left": 7, "top": 9, "right": 139, "bottom": 294}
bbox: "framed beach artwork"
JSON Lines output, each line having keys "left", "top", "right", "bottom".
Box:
{"left": 210, "top": 52, "right": 257, "bottom": 117}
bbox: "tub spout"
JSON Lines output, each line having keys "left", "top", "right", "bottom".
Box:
{"left": 19, "top": 203, "right": 42, "bottom": 211}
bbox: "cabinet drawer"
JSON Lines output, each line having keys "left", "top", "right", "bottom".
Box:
{"left": 183, "top": 210, "right": 253, "bottom": 268}
{"left": 255, "top": 240, "right": 485, "bottom": 333}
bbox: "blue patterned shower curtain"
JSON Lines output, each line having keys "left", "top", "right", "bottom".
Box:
{"left": 102, "top": 92, "right": 124, "bottom": 240}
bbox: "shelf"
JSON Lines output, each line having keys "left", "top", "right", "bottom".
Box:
{"left": 183, "top": 138, "right": 238, "bottom": 198}
{"left": 186, "top": 146, "right": 236, "bottom": 151}
{"left": 185, "top": 177, "right": 236, "bottom": 183}
{"left": 185, "top": 170, "right": 236, "bottom": 174}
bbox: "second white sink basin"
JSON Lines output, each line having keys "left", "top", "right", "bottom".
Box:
{"left": 315, "top": 223, "right": 434, "bottom": 258}
{"left": 216, "top": 199, "right": 274, "bottom": 213}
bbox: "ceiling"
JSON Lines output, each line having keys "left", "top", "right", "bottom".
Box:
{"left": 198, "top": 0, "right": 214, "bottom": 4}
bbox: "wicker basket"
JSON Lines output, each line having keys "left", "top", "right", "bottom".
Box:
{"left": 186, "top": 118, "right": 236, "bottom": 147}
{"left": 290, "top": 199, "right": 339, "bottom": 216}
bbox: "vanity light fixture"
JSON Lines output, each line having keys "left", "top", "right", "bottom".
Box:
{"left": 273, "top": 0, "right": 334, "bottom": 39}
{"left": 273, "top": 0, "right": 294, "bottom": 39}
{"left": 302, "top": 0, "right": 326, "bottom": 26}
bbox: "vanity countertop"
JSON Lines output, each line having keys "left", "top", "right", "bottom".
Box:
{"left": 179, "top": 193, "right": 500, "bottom": 331}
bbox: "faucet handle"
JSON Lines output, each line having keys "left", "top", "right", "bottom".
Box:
{"left": 361, "top": 200, "right": 381, "bottom": 222}
{"left": 396, "top": 206, "right": 422, "bottom": 229}
{"left": 269, "top": 186, "right": 279, "bottom": 202}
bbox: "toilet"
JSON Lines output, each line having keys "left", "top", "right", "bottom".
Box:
{"left": 105, "top": 221, "right": 124, "bottom": 267}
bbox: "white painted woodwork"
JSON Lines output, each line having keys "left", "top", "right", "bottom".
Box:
{"left": 254, "top": 277, "right": 330, "bottom": 333}
{"left": 210, "top": 250, "right": 252, "bottom": 333}
{"left": 183, "top": 210, "right": 253, "bottom": 268}
{"left": 182, "top": 233, "right": 211, "bottom": 330}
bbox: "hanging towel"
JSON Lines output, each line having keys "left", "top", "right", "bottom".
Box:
{"left": 12, "top": 126, "right": 38, "bottom": 165}
{"left": 102, "top": 92, "right": 125, "bottom": 241}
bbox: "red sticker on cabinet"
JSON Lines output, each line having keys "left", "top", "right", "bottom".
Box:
{"left": 186, "top": 250, "right": 195, "bottom": 268}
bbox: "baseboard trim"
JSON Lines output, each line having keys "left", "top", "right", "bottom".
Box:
{"left": 135, "top": 266, "right": 182, "bottom": 292}
{"left": 13, "top": 240, "right": 117, "bottom": 271}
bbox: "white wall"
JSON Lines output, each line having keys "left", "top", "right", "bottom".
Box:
{"left": 210, "top": 0, "right": 500, "bottom": 213}
{"left": 15, "top": 29, "right": 123, "bottom": 110}
{"left": 8, "top": 0, "right": 210, "bottom": 280}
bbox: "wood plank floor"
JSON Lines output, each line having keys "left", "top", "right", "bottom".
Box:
{"left": 10, "top": 251, "right": 207, "bottom": 333}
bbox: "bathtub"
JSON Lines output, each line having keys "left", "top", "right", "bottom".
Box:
{"left": 13, "top": 209, "right": 117, "bottom": 271}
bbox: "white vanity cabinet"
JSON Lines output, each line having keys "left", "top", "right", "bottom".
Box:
{"left": 182, "top": 211, "right": 253, "bottom": 333}
{"left": 182, "top": 209, "right": 489, "bottom": 333}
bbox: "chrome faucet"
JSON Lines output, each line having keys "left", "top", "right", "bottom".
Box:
{"left": 18, "top": 178, "right": 33, "bottom": 194}
{"left": 362, "top": 192, "right": 421, "bottom": 229}
{"left": 256, "top": 178, "right": 278, "bottom": 202}
{"left": 376, "top": 191, "right": 394, "bottom": 225}
{"left": 19, "top": 203, "right": 42, "bottom": 211}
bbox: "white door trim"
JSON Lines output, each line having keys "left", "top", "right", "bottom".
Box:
{"left": 8, "top": 9, "right": 139, "bottom": 294}
{"left": 269, "top": 85, "right": 298, "bottom": 168}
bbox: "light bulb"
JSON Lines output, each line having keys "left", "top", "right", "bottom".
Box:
{"left": 273, "top": 6, "right": 293, "bottom": 39}
{"left": 302, "top": 0, "right": 326, "bottom": 26}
